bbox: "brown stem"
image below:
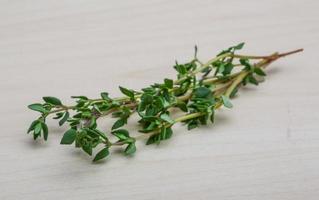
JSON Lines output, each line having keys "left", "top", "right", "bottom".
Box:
{"left": 278, "top": 48, "right": 304, "bottom": 58}
{"left": 110, "top": 48, "right": 304, "bottom": 147}
{"left": 48, "top": 106, "right": 76, "bottom": 114}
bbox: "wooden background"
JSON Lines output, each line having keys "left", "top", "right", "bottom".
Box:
{"left": 0, "top": 0, "right": 318, "bottom": 199}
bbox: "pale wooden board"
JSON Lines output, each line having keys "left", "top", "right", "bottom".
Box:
{"left": 0, "top": 0, "right": 318, "bottom": 199}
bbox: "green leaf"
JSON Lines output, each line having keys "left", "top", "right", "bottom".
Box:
{"left": 112, "top": 118, "right": 126, "bottom": 130}
{"left": 210, "top": 109, "right": 215, "bottom": 124}
{"left": 112, "top": 129, "right": 129, "bottom": 140}
{"left": 141, "top": 93, "right": 153, "bottom": 104}
{"left": 176, "top": 102, "right": 188, "bottom": 112}
{"left": 73, "top": 113, "right": 82, "bottom": 119}
{"left": 194, "top": 87, "right": 211, "bottom": 98}
{"left": 217, "top": 42, "right": 245, "bottom": 56}
{"left": 53, "top": 112, "right": 64, "bottom": 119}
{"left": 124, "top": 142, "right": 136, "bottom": 155}
{"left": 137, "top": 102, "right": 146, "bottom": 113}
{"left": 60, "top": 129, "right": 77, "bottom": 144}
{"left": 43, "top": 96, "right": 62, "bottom": 106}
{"left": 239, "top": 58, "right": 251, "bottom": 70}
{"left": 174, "top": 63, "right": 187, "bottom": 75}
{"left": 28, "top": 104, "right": 47, "bottom": 113}
{"left": 82, "top": 144, "right": 92, "bottom": 156}
{"left": 41, "top": 122, "right": 48, "bottom": 141}
{"left": 243, "top": 76, "right": 249, "bottom": 86}
{"left": 34, "top": 123, "right": 42, "bottom": 135}
{"left": 234, "top": 42, "right": 245, "bottom": 50}
{"left": 146, "top": 127, "right": 173, "bottom": 145}
{"left": 249, "top": 76, "right": 259, "bottom": 85}
{"left": 221, "top": 95, "right": 233, "bottom": 108}
{"left": 112, "top": 111, "right": 123, "bottom": 118}
{"left": 217, "top": 63, "right": 225, "bottom": 74}
{"left": 89, "top": 117, "right": 97, "bottom": 129}
{"left": 119, "top": 86, "right": 134, "bottom": 99}
{"left": 229, "top": 87, "right": 239, "bottom": 98}
{"left": 254, "top": 67, "right": 266, "bottom": 76}
{"left": 93, "top": 147, "right": 109, "bottom": 162}
{"left": 161, "top": 127, "right": 173, "bottom": 140}
{"left": 100, "top": 92, "right": 111, "bottom": 101}
{"left": 33, "top": 132, "right": 40, "bottom": 140}
{"left": 59, "top": 111, "right": 69, "bottom": 126}
{"left": 164, "top": 78, "right": 173, "bottom": 89}
{"left": 160, "top": 113, "right": 175, "bottom": 124}
{"left": 143, "top": 121, "right": 158, "bottom": 132}
{"left": 163, "top": 89, "right": 170, "bottom": 102}
{"left": 27, "top": 120, "right": 39, "bottom": 133}
{"left": 71, "top": 96, "right": 88, "bottom": 100}
{"left": 153, "top": 96, "right": 165, "bottom": 110}
{"left": 146, "top": 134, "right": 160, "bottom": 145}
{"left": 222, "top": 63, "right": 234, "bottom": 75}
{"left": 75, "top": 101, "right": 85, "bottom": 108}
{"left": 144, "top": 106, "right": 155, "bottom": 117}
{"left": 187, "top": 120, "right": 198, "bottom": 130}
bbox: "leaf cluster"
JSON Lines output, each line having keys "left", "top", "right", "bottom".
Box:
{"left": 26, "top": 42, "right": 290, "bottom": 163}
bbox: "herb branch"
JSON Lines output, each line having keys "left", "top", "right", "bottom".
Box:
{"left": 27, "top": 43, "right": 302, "bottom": 162}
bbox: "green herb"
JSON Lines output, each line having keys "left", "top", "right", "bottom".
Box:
{"left": 60, "top": 129, "right": 77, "bottom": 144}
{"left": 43, "top": 96, "right": 62, "bottom": 106}
{"left": 26, "top": 43, "right": 302, "bottom": 163}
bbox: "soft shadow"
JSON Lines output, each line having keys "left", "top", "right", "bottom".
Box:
{"left": 23, "top": 137, "right": 48, "bottom": 149}
{"left": 240, "top": 86, "right": 257, "bottom": 93}
{"left": 111, "top": 148, "right": 124, "bottom": 155}
{"left": 193, "top": 111, "right": 232, "bottom": 132}
{"left": 109, "top": 147, "right": 136, "bottom": 160}
{"left": 45, "top": 125, "right": 67, "bottom": 136}
{"left": 69, "top": 149, "right": 94, "bottom": 163}
{"left": 265, "top": 65, "right": 282, "bottom": 76}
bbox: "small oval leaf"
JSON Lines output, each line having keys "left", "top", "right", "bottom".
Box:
{"left": 60, "top": 129, "right": 77, "bottom": 144}
{"left": 221, "top": 95, "right": 233, "bottom": 108}
{"left": 43, "top": 96, "right": 62, "bottom": 106}
{"left": 124, "top": 143, "right": 136, "bottom": 155}
{"left": 112, "top": 118, "right": 125, "bottom": 130}
{"left": 93, "top": 147, "right": 109, "bottom": 162}
{"left": 41, "top": 122, "right": 48, "bottom": 141}
{"left": 59, "top": 111, "right": 69, "bottom": 126}
{"left": 28, "top": 104, "right": 47, "bottom": 113}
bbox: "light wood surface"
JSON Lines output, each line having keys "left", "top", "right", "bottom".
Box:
{"left": 0, "top": 0, "right": 318, "bottom": 199}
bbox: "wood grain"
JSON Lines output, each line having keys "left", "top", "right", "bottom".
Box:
{"left": 0, "top": 0, "right": 318, "bottom": 199}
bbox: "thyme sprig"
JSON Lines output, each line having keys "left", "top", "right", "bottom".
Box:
{"left": 27, "top": 43, "right": 302, "bottom": 162}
